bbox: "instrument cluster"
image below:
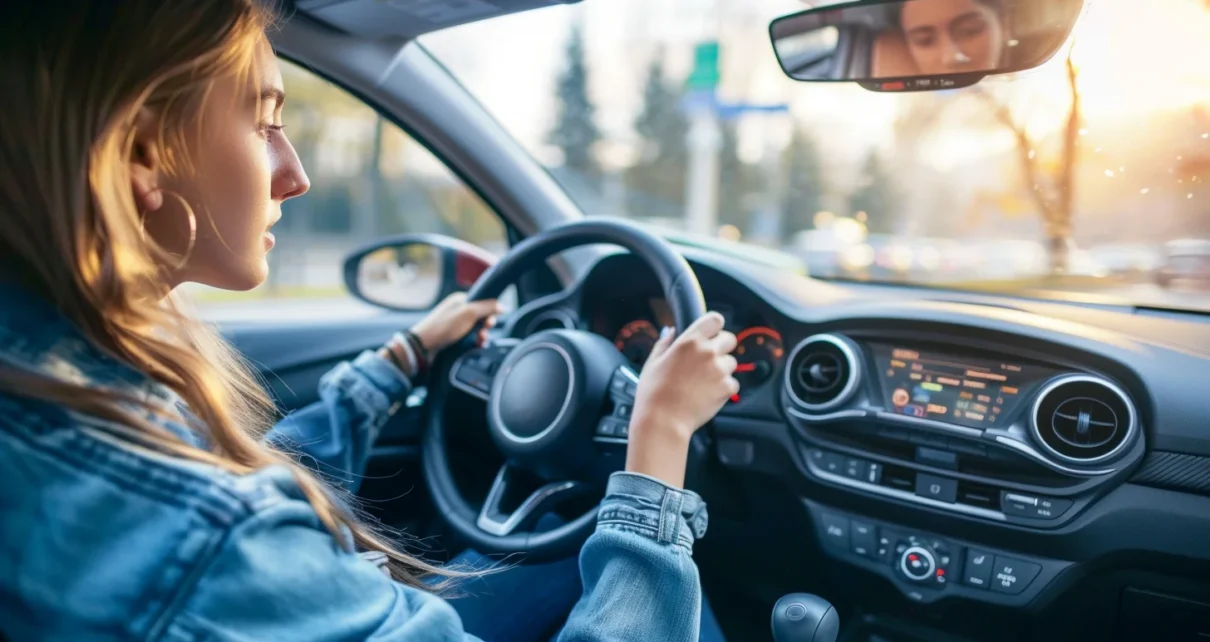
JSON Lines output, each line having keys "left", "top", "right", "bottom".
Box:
{"left": 595, "top": 298, "right": 786, "bottom": 404}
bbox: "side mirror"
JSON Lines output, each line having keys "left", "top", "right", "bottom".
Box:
{"left": 342, "top": 234, "right": 496, "bottom": 311}
{"left": 769, "top": 0, "right": 1084, "bottom": 92}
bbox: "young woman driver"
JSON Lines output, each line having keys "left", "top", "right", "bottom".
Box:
{"left": 0, "top": 1, "right": 741, "bottom": 640}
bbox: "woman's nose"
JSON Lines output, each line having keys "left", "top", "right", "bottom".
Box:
{"left": 942, "top": 38, "right": 971, "bottom": 68}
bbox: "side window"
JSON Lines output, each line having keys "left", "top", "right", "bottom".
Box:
{"left": 187, "top": 59, "right": 506, "bottom": 320}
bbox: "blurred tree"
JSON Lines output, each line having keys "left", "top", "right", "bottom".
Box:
{"left": 547, "top": 23, "right": 602, "bottom": 182}
{"left": 973, "top": 50, "right": 1082, "bottom": 274}
{"left": 625, "top": 55, "right": 689, "bottom": 216}
{"left": 849, "top": 152, "right": 897, "bottom": 235}
{"left": 717, "top": 121, "right": 762, "bottom": 235}
{"left": 781, "top": 127, "right": 826, "bottom": 235}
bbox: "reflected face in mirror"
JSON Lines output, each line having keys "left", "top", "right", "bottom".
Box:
{"left": 897, "top": 0, "right": 1006, "bottom": 75}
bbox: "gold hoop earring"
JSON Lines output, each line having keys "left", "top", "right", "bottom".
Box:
{"left": 139, "top": 189, "right": 197, "bottom": 271}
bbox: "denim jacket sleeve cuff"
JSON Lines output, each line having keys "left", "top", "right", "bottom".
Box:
{"left": 595, "top": 471, "right": 708, "bottom": 554}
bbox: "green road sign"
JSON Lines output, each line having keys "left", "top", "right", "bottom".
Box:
{"left": 686, "top": 41, "right": 720, "bottom": 91}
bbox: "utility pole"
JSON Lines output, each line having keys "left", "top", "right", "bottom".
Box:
{"left": 683, "top": 42, "right": 723, "bottom": 236}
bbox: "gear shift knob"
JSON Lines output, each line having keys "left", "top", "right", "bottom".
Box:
{"left": 771, "top": 593, "right": 839, "bottom": 642}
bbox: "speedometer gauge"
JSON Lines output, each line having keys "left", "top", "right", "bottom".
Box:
{"left": 733, "top": 327, "right": 784, "bottom": 399}
{"left": 614, "top": 320, "right": 659, "bottom": 366}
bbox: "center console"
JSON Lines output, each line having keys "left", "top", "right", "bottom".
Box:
{"left": 775, "top": 330, "right": 1146, "bottom": 606}
{"left": 802, "top": 498, "right": 1070, "bottom": 606}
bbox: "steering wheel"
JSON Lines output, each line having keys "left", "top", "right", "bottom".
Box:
{"left": 422, "top": 219, "right": 706, "bottom": 562}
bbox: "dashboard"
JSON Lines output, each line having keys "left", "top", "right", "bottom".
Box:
{"left": 505, "top": 250, "right": 1210, "bottom": 641}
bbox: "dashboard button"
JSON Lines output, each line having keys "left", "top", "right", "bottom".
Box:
{"left": 948, "top": 438, "right": 988, "bottom": 457}
{"left": 898, "top": 546, "right": 937, "bottom": 583}
{"left": 876, "top": 529, "right": 900, "bottom": 562}
{"left": 818, "top": 513, "right": 850, "bottom": 553}
{"left": 915, "top": 473, "right": 958, "bottom": 503}
{"left": 963, "top": 549, "right": 995, "bottom": 589}
{"left": 843, "top": 458, "right": 868, "bottom": 481}
{"left": 850, "top": 520, "right": 877, "bottom": 558}
{"left": 1001, "top": 493, "right": 1073, "bottom": 520}
{"left": 1034, "top": 497, "right": 1072, "bottom": 519}
{"left": 915, "top": 446, "right": 958, "bottom": 470}
{"left": 990, "top": 556, "right": 1042, "bottom": 595}
{"left": 820, "top": 452, "right": 845, "bottom": 476}
{"left": 865, "top": 462, "right": 884, "bottom": 485}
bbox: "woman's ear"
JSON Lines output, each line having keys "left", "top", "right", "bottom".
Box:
{"left": 129, "top": 107, "right": 164, "bottom": 213}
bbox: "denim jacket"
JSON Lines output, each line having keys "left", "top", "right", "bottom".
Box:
{"left": 0, "top": 283, "right": 710, "bottom": 642}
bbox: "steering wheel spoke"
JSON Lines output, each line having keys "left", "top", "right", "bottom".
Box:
{"left": 595, "top": 364, "right": 639, "bottom": 444}
{"left": 449, "top": 338, "right": 520, "bottom": 401}
{"left": 477, "top": 464, "right": 586, "bottom": 537}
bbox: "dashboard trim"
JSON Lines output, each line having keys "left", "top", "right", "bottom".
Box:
{"left": 804, "top": 452, "right": 1009, "bottom": 522}
{"left": 872, "top": 411, "right": 984, "bottom": 438}
{"left": 785, "top": 407, "right": 869, "bottom": 422}
{"left": 1028, "top": 374, "right": 1140, "bottom": 467}
{"left": 992, "top": 435, "right": 1117, "bottom": 477}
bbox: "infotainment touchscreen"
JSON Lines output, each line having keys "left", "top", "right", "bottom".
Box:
{"left": 870, "top": 344, "right": 1052, "bottom": 430}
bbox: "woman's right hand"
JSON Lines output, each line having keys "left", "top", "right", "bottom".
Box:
{"left": 626, "top": 312, "right": 738, "bottom": 488}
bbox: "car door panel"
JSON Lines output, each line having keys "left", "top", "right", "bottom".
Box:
{"left": 220, "top": 311, "right": 438, "bottom": 534}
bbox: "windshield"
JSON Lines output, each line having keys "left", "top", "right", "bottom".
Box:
{"left": 422, "top": 0, "right": 1210, "bottom": 313}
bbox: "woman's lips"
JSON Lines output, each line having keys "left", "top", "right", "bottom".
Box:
{"left": 264, "top": 231, "right": 276, "bottom": 249}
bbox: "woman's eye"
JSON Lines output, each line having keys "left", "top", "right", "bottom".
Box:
{"left": 259, "top": 124, "right": 286, "bottom": 138}
{"left": 953, "top": 18, "right": 988, "bottom": 40}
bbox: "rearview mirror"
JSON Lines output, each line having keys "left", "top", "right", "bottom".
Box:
{"left": 342, "top": 234, "right": 496, "bottom": 311}
{"left": 769, "top": 0, "right": 1084, "bottom": 92}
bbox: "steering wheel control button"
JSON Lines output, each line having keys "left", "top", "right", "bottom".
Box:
{"left": 613, "top": 403, "right": 631, "bottom": 419}
{"left": 850, "top": 520, "right": 877, "bottom": 558}
{"left": 898, "top": 546, "right": 937, "bottom": 583}
{"left": 818, "top": 513, "right": 850, "bottom": 553}
{"left": 842, "top": 458, "right": 868, "bottom": 481}
{"left": 963, "top": 549, "right": 995, "bottom": 589}
{"left": 914, "top": 473, "right": 957, "bottom": 503}
{"left": 989, "top": 557, "right": 1042, "bottom": 594}
{"left": 1001, "top": 492, "right": 1073, "bottom": 520}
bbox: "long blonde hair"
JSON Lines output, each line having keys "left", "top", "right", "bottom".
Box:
{"left": 0, "top": 0, "right": 452, "bottom": 588}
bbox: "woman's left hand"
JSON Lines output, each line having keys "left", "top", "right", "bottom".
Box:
{"left": 410, "top": 292, "right": 503, "bottom": 354}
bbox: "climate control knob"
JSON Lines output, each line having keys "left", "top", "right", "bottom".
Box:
{"left": 898, "top": 546, "right": 937, "bottom": 582}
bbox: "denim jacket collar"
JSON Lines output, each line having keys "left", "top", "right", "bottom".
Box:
{"left": 0, "top": 278, "right": 196, "bottom": 444}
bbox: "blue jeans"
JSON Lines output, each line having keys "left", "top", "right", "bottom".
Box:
{"left": 446, "top": 548, "right": 727, "bottom": 642}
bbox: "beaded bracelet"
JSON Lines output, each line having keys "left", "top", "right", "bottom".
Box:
{"left": 405, "top": 330, "right": 432, "bottom": 370}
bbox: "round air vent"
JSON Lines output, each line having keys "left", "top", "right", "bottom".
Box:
{"left": 1030, "top": 375, "right": 1137, "bottom": 465}
{"left": 784, "top": 334, "right": 861, "bottom": 412}
{"left": 524, "top": 310, "right": 575, "bottom": 336}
